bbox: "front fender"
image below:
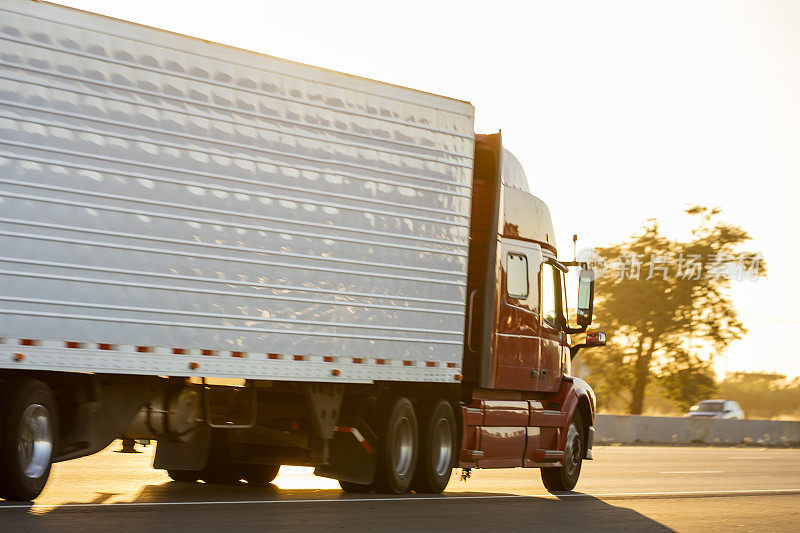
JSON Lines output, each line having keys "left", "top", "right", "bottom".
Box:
{"left": 557, "top": 377, "right": 596, "bottom": 459}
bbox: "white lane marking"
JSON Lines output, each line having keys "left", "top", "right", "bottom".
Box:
{"left": 2, "top": 488, "right": 800, "bottom": 511}
{"left": 660, "top": 470, "right": 723, "bottom": 474}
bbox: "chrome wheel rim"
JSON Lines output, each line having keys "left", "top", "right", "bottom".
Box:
{"left": 18, "top": 403, "right": 53, "bottom": 479}
{"left": 431, "top": 417, "right": 453, "bottom": 477}
{"left": 564, "top": 422, "right": 582, "bottom": 479}
{"left": 392, "top": 416, "right": 414, "bottom": 477}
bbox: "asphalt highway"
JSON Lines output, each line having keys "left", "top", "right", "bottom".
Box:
{"left": 1, "top": 443, "right": 798, "bottom": 532}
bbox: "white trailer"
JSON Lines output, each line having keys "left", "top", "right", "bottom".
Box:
{"left": 0, "top": 0, "right": 473, "bottom": 382}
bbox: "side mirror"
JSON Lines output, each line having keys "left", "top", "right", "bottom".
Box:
{"left": 585, "top": 331, "right": 606, "bottom": 347}
{"left": 569, "top": 331, "right": 606, "bottom": 360}
{"left": 576, "top": 269, "right": 595, "bottom": 326}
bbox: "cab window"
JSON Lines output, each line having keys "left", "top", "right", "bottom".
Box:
{"left": 506, "top": 253, "right": 528, "bottom": 299}
{"left": 541, "top": 263, "right": 558, "bottom": 326}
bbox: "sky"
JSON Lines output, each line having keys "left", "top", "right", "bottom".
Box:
{"left": 51, "top": 0, "right": 800, "bottom": 378}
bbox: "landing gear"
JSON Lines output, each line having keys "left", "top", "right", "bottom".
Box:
{"left": 541, "top": 410, "right": 584, "bottom": 492}
{"left": 0, "top": 379, "right": 58, "bottom": 501}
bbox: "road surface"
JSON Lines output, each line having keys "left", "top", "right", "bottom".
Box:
{"left": 1, "top": 444, "right": 798, "bottom": 532}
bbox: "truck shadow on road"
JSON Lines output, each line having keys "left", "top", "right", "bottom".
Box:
{"left": 2, "top": 482, "right": 675, "bottom": 532}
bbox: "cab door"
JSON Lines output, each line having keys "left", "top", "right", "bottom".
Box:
{"left": 538, "top": 259, "right": 569, "bottom": 392}
{"left": 492, "top": 239, "right": 542, "bottom": 390}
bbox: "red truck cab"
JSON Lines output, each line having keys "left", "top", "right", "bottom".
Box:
{"left": 458, "top": 133, "right": 604, "bottom": 490}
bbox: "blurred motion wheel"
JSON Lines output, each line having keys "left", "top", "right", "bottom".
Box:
{"left": 242, "top": 464, "right": 280, "bottom": 485}
{"left": 412, "top": 399, "right": 456, "bottom": 494}
{"left": 0, "top": 379, "right": 58, "bottom": 501}
{"left": 541, "top": 410, "right": 584, "bottom": 492}
{"left": 167, "top": 469, "right": 200, "bottom": 482}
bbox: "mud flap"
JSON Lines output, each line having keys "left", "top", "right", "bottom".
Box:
{"left": 153, "top": 426, "right": 212, "bottom": 471}
{"left": 584, "top": 425, "right": 595, "bottom": 460}
{"left": 314, "top": 416, "right": 376, "bottom": 484}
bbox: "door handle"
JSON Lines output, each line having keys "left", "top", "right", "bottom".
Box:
{"left": 466, "top": 288, "right": 479, "bottom": 353}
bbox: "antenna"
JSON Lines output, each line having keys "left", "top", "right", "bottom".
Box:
{"left": 572, "top": 234, "right": 578, "bottom": 262}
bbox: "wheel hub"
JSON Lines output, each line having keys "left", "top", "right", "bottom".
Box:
{"left": 432, "top": 417, "right": 453, "bottom": 477}
{"left": 18, "top": 403, "right": 53, "bottom": 479}
{"left": 392, "top": 416, "right": 414, "bottom": 477}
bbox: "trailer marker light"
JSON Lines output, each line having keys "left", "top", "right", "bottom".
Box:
{"left": 172, "top": 348, "right": 186, "bottom": 355}
{"left": 323, "top": 356, "right": 334, "bottom": 362}
{"left": 189, "top": 362, "right": 199, "bottom": 370}
{"left": 403, "top": 360, "right": 413, "bottom": 366}
{"left": 447, "top": 362, "right": 457, "bottom": 368}
{"left": 268, "top": 353, "right": 281, "bottom": 360}
{"left": 13, "top": 353, "right": 24, "bottom": 361}
{"left": 376, "top": 359, "right": 386, "bottom": 365}
{"left": 20, "top": 339, "right": 38, "bottom": 346}
{"left": 201, "top": 349, "right": 216, "bottom": 356}
{"left": 352, "top": 357, "right": 363, "bottom": 364}
{"left": 294, "top": 355, "right": 306, "bottom": 361}
{"left": 455, "top": 374, "right": 463, "bottom": 381}
{"left": 137, "top": 346, "right": 153, "bottom": 353}
{"left": 98, "top": 343, "right": 116, "bottom": 351}
{"left": 65, "top": 341, "right": 84, "bottom": 349}
{"left": 426, "top": 361, "right": 437, "bottom": 367}
{"left": 290, "top": 422, "right": 300, "bottom": 431}
{"left": 231, "top": 351, "right": 245, "bottom": 358}
{"left": 331, "top": 369, "right": 341, "bottom": 376}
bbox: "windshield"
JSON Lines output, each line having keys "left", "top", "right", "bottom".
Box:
{"left": 693, "top": 401, "right": 724, "bottom": 412}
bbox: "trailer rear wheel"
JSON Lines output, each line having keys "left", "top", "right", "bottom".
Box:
{"left": 541, "top": 410, "right": 584, "bottom": 492}
{"left": 242, "top": 464, "right": 280, "bottom": 485}
{"left": 412, "top": 399, "right": 456, "bottom": 493}
{"left": 372, "top": 397, "right": 418, "bottom": 494}
{"left": 201, "top": 464, "right": 243, "bottom": 484}
{"left": 0, "top": 379, "right": 58, "bottom": 501}
{"left": 200, "top": 431, "right": 242, "bottom": 484}
{"left": 167, "top": 469, "right": 200, "bottom": 482}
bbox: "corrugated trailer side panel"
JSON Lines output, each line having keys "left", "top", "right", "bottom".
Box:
{"left": 0, "top": 0, "right": 474, "bottom": 383}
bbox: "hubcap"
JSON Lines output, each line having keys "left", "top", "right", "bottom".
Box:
{"left": 18, "top": 403, "right": 53, "bottom": 479}
{"left": 431, "top": 417, "right": 453, "bottom": 477}
{"left": 392, "top": 415, "right": 414, "bottom": 477}
{"left": 564, "top": 422, "right": 582, "bottom": 479}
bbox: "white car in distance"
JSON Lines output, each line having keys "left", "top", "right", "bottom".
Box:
{"left": 686, "top": 399, "right": 745, "bottom": 419}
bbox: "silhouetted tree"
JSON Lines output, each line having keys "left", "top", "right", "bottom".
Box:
{"left": 580, "top": 207, "right": 765, "bottom": 414}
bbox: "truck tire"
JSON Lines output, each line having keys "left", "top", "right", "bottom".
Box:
{"left": 0, "top": 379, "right": 58, "bottom": 501}
{"left": 201, "top": 463, "right": 242, "bottom": 484}
{"left": 200, "top": 431, "right": 242, "bottom": 484}
{"left": 167, "top": 469, "right": 200, "bottom": 482}
{"left": 412, "top": 399, "right": 456, "bottom": 493}
{"left": 338, "top": 480, "right": 372, "bottom": 493}
{"left": 242, "top": 464, "right": 280, "bottom": 485}
{"left": 541, "top": 410, "right": 584, "bottom": 492}
{"left": 372, "top": 397, "right": 419, "bottom": 494}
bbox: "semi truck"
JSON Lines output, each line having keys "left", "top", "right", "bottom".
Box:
{"left": 0, "top": 0, "right": 606, "bottom": 501}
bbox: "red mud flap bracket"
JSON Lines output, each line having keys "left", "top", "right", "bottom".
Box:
{"left": 314, "top": 416, "right": 376, "bottom": 485}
